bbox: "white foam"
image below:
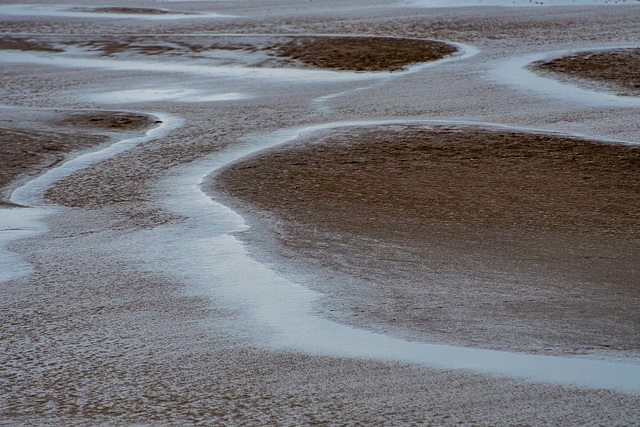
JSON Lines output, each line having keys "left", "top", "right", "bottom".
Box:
{"left": 0, "top": 4, "right": 236, "bottom": 20}
{"left": 153, "top": 118, "right": 640, "bottom": 394}
{"left": 489, "top": 45, "right": 640, "bottom": 107}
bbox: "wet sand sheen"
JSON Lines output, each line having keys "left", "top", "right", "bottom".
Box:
{"left": 0, "top": 34, "right": 458, "bottom": 73}
{"left": 214, "top": 124, "right": 640, "bottom": 356}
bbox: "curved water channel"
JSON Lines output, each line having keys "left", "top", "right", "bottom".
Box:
{"left": 1, "top": 36, "right": 639, "bottom": 394}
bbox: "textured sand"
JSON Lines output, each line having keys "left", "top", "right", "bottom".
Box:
{"left": 213, "top": 124, "right": 640, "bottom": 356}
{"left": 0, "top": 110, "right": 153, "bottom": 206}
{"left": 2, "top": 1, "right": 640, "bottom": 424}
{"left": 273, "top": 36, "right": 457, "bottom": 71}
{"left": 534, "top": 48, "right": 640, "bottom": 96}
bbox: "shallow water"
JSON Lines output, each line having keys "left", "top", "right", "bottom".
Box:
{"left": 89, "top": 89, "right": 251, "bottom": 104}
{"left": 0, "top": 114, "right": 180, "bottom": 287}
{"left": 490, "top": 45, "right": 640, "bottom": 107}
{"left": 0, "top": 4, "right": 236, "bottom": 20}
{"left": 151, "top": 119, "right": 640, "bottom": 393}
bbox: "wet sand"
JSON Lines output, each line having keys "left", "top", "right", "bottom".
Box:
{"left": 0, "top": 36, "right": 62, "bottom": 53}
{"left": 534, "top": 48, "right": 640, "bottom": 96}
{"left": 213, "top": 125, "right": 640, "bottom": 356}
{"left": 1, "top": 34, "right": 456, "bottom": 72}
{"left": 0, "top": 110, "right": 153, "bottom": 206}
{"left": 273, "top": 36, "right": 457, "bottom": 71}
{"left": 2, "top": 1, "right": 640, "bottom": 424}
{"left": 5, "top": 213, "right": 640, "bottom": 424}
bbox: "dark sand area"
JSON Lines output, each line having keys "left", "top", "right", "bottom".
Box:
{"left": 0, "top": 36, "right": 62, "bottom": 53}
{"left": 534, "top": 48, "right": 640, "bottom": 96}
{"left": 273, "top": 36, "right": 457, "bottom": 71}
{"left": 0, "top": 110, "right": 154, "bottom": 206}
{"left": 214, "top": 125, "right": 640, "bottom": 356}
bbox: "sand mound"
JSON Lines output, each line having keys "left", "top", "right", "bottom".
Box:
{"left": 273, "top": 36, "right": 457, "bottom": 71}
{"left": 533, "top": 48, "right": 640, "bottom": 96}
{"left": 213, "top": 124, "right": 640, "bottom": 355}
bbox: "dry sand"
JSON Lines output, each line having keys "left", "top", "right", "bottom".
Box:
{"left": 273, "top": 36, "right": 457, "bottom": 71}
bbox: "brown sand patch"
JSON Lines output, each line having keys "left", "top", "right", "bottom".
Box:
{"left": 213, "top": 125, "right": 640, "bottom": 355}
{"left": 272, "top": 36, "right": 457, "bottom": 71}
{"left": 0, "top": 36, "right": 62, "bottom": 53}
{"left": 0, "top": 129, "right": 105, "bottom": 207}
{"left": 0, "top": 111, "right": 154, "bottom": 206}
{"left": 218, "top": 125, "right": 639, "bottom": 241}
{"left": 74, "top": 37, "right": 253, "bottom": 57}
{"left": 533, "top": 48, "right": 640, "bottom": 96}
{"left": 57, "top": 111, "right": 155, "bottom": 131}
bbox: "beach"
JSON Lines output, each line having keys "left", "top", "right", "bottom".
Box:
{"left": 1, "top": 0, "right": 639, "bottom": 423}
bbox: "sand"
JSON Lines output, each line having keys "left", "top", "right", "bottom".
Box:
{"left": 1, "top": 34, "right": 456, "bottom": 72}
{"left": 213, "top": 124, "right": 640, "bottom": 356}
{"left": 5, "top": 218, "right": 639, "bottom": 424}
{"left": 273, "top": 36, "right": 457, "bottom": 71}
{"left": 0, "top": 110, "right": 153, "bottom": 206}
{"left": 0, "top": 36, "right": 62, "bottom": 53}
{"left": 534, "top": 48, "right": 640, "bottom": 96}
{"left": 2, "top": 0, "right": 640, "bottom": 424}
